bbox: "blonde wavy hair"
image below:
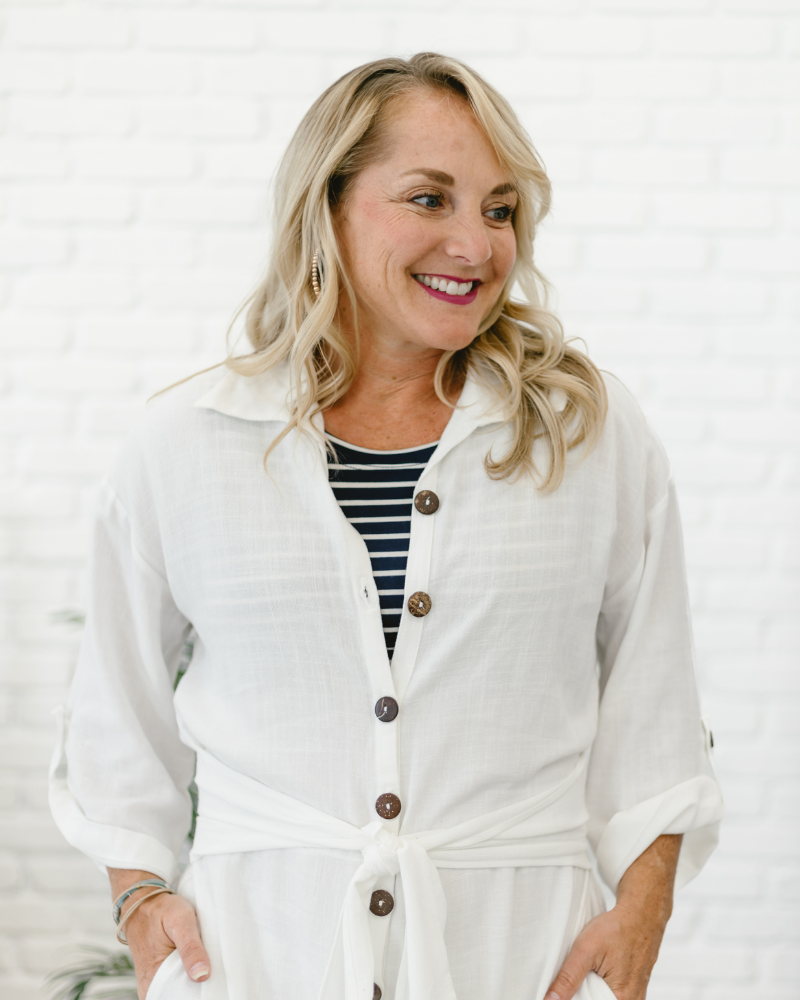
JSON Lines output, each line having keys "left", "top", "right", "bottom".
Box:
{"left": 222, "top": 52, "right": 607, "bottom": 489}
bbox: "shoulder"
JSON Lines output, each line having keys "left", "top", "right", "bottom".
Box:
{"left": 127, "top": 363, "right": 232, "bottom": 450}
{"left": 594, "top": 371, "right": 672, "bottom": 500}
{"left": 601, "top": 371, "right": 648, "bottom": 437}
{"left": 143, "top": 364, "right": 231, "bottom": 426}
{"left": 599, "top": 373, "right": 659, "bottom": 450}
{"left": 105, "top": 364, "right": 231, "bottom": 504}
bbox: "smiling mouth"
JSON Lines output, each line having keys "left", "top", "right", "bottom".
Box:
{"left": 412, "top": 273, "right": 482, "bottom": 297}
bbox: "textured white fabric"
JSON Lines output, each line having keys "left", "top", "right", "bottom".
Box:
{"left": 190, "top": 745, "right": 590, "bottom": 1000}
{"left": 49, "top": 361, "right": 723, "bottom": 1000}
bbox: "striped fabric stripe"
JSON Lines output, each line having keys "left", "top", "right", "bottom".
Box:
{"left": 326, "top": 433, "right": 438, "bottom": 659}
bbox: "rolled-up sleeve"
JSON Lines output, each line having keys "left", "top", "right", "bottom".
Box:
{"left": 48, "top": 476, "right": 196, "bottom": 884}
{"left": 586, "top": 408, "right": 724, "bottom": 894}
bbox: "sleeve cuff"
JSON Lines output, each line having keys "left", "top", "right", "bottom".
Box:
{"left": 48, "top": 706, "right": 179, "bottom": 884}
{"left": 593, "top": 774, "right": 724, "bottom": 893}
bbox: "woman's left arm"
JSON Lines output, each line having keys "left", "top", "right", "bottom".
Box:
{"left": 545, "top": 833, "right": 682, "bottom": 1000}
{"left": 560, "top": 380, "right": 725, "bottom": 998}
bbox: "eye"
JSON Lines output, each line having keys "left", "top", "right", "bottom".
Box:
{"left": 485, "top": 205, "right": 514, "bottom": 222}
{"left": 411, "top": 191, "right": 443, "bottom": 210}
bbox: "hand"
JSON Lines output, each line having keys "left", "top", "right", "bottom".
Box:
{"left": 543, "top": 900, "right": 664, "bottom": 1000}
{"left": 108, "top": 869, "right": 211, "bottom": 1000}
{"left": 544, "top": 834, "right": 682, "bottom": 1000}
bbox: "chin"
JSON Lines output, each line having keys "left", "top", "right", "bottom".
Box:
{"left": 422, "top": 326, "right": 481, "bottom": 353}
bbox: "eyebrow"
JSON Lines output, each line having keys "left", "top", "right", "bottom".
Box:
{"left": 402, "top": 168, "right": 517, "bottom": 197}
{"left": 490, "top": 182, "right": 517, "bottom": 196}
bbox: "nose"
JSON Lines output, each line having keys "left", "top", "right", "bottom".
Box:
{"left": 444, "top": 208, "right": 492, "bottom": 268}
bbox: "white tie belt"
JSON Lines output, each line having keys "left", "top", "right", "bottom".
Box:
{"left": 190, "top": 750, "right": 592, "bottom": 1000}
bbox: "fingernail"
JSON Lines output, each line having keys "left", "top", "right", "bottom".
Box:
{"left": 545, "top": 993, "right": 561, "bottom": 1000}
{"left": 189, "top": 963, "right": 210, "bottom": 981}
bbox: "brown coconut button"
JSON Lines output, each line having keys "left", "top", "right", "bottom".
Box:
{"left": 369, "top": 889, "right": 394, "bottom": 916}
{"left": 414, "top": 490, "right": 439, "bottom": 515}
{"left": 373, "top": 986, "right": 382, "bottom": 1000}
{"left": 408, "top": 591, "right": 432, "bottom": 617}
{"left": 375, "top": 792, "right": 401, "bottom": 819}
{"left": 375, "top": 696, "right": 399, "bottom": 722}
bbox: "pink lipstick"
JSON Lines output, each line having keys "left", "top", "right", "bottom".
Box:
{"left": 413, "top": 274, "right": 482, "bottom": 306}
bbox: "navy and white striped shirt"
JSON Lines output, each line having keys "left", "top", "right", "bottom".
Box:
{"left": 326, "top": 434, "right": 438, "bottom": 659}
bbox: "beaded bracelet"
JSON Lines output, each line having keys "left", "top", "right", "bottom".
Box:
{"left": 112, "top": 879, "right": 171, "bottom": 925}
{"left": 116, "top": 886, "right": 175, "bottom": 946}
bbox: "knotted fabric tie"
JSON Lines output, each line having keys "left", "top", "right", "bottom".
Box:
{"left": 321, "top": 821, "right": 453, "bottom": 1000}
{"left": 190, "top": 750, "right": 591, "bottom": 1000}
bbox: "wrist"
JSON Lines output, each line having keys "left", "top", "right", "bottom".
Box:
{"left": 117, "top": 882, "right": 169, "bottom": 922}
{"left": 108, "top": 867, "right": 163, "bottom": 896}
{"left": 615, "top": 869, "right": 675, "bottom": 929}
{"left": 115, "top": 884, "right": 174, "bottom": 945}
{"left": 108, "top": 869, "right": 173, "bottom": 927}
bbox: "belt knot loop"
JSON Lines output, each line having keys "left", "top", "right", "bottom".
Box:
{"left": 360, "top": 820, "right": 401, "bottom": 878}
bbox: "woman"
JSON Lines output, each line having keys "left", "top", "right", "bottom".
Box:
{"left": 49, "top": 53, "right": 723, "bottom": 1000}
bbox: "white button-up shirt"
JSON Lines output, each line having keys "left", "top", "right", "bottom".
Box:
{"left": 49, "top": 362, "right": 723, "bottom": 1000}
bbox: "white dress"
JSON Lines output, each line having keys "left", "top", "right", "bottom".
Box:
{"left": 49, "top": 361, "right": 723, "bottom": 1000}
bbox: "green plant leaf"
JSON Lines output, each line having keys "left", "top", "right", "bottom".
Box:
{"left": 45, "top": 946, "right": 136, "bottom": 1000}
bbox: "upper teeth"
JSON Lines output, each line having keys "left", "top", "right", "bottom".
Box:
{"left": 414, "top": 275, "right": 474, "bottom": 296}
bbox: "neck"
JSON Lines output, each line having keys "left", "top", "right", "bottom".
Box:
{"left": 348, "top": 337, "right": 448, "bottom": 409}
{"left": 322, "top": 319, "right": 464, "bottom": 450}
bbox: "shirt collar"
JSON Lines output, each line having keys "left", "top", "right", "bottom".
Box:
{"left": 194, "top": 359, "right": 509, "bottom": 431}
{"left": 194, "top": 362, "right": 296, "bottom": 423}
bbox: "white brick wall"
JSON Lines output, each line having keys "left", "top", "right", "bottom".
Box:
{"left": 1, "top": 1, "right": 798, "bottom": 997}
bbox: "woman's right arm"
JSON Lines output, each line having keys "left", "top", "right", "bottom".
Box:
{"left": 108, "top": 868, "right": 210, "bottom": 999}
{"left": 48, "top": 467, "right": 205, "bottom": 992}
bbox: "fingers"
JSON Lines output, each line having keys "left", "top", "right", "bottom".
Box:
{"left": 545, "top": 936, "right": 596, "bottom": 1000}
{"left": 163, "top": 898, "right": 212, "bottom": 983}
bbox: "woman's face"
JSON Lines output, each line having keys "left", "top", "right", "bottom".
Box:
{"left": 334, "top": 88, "right": 518, "bottom": 355}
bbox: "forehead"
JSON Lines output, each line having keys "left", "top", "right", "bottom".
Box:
{"left": 374, "top": 88, "right": 508, "bottom": 181}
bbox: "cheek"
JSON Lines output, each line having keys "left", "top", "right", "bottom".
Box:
{"left": 346, "top": 207, "right": 431, "bottom": 279}
{"left": 381, "top": 211, "right": 437, "bottom": 265}
{"left": 493, "top": 230, "right": 517, "bottom": 282}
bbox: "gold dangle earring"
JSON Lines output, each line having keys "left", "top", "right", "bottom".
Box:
{"left": 311, "top": 248, "right": 323, "bottom": 299}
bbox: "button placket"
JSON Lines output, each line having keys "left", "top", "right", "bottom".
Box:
{"left": 330, "top": 481, "right": 399, "bottom": 808}
{"left": 366, "top": 871, "right": 395, "bottom": 1000}
{"left": 363, "top": 465, "right": 441, "bottom": 991}
{"left": 319, "top": 421, "right": 480, "bottom": 998}
{"left": 390, "top": 464, "right": 439, "bottom": 705}
{"left": 368, "top": 465, "right": 441, "bottom": 843}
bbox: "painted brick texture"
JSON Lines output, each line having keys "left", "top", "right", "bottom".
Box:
{"left": 1, "top": 1, "right": 798, "bottom": 998}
